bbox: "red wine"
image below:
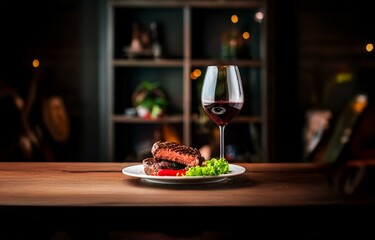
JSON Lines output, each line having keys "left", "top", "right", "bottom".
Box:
{"left": 202, "top": 101, "right": 243, "bottom": 126}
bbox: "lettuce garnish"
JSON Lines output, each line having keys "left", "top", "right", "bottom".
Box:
{"left": 185, "top": 158, "right": 229, "bottom": 176}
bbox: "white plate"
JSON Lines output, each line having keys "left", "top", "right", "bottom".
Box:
{"left": 122, "top": 164, "right": 246, "bottom": 184}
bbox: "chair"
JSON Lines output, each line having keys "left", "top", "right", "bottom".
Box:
{"left": 308, "top": 94, "right": 375, "bottom": 194}
{"left": 307, "top": 94, "right": 368, "bottom": 164}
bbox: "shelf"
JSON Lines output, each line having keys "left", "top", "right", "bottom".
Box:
{"left": 191, "top": 114, "right": 263, "bottom": 124}
{"left": 110, "top": 0, "right": 264, "bottom": 8}
{"left": 106, "top": 0, "right": 268, "bottom": 163}
{"left": 113, "top": 59, "right": 184, "bottom": 67}
{"left": 112, "top": 59, "right": 263, "bottom": 68}
{"left": 112, "top": 114, "right": 184, "bottom": 123}
{"left": 114, "top": 59, "right": 262, "bottom": 68}
{"left": 114, "top": 114, "right": 262, "bottom": 124}
{"left": 191, "top": 59, "right": 262, "bottom": 68}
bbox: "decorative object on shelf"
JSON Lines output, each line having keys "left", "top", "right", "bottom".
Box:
{"left": 150, "top": 21, "right": 163, "bottom": 59}
{"left": 124, "top": 107, "right": 137, "bottom": 117}
{"left": 107, "top": 1, "right": 267, "bottom": 163}
{"left": 132, "top": 81, "right": 169, "bottom": 119}
{"left": 123, "top": 21, "right": 163, "bottom": 59}
{"left": 220, "top": 28, "right": 248, "bottom": 59}
{"left": 221, "top": 29, "right": 239, "bottom": 59}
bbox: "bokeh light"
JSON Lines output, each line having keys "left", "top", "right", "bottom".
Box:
{"left": 243, "top": 32, "right": 250, "bottom": 39}
{"left": 191, "top": 69, "right": 202, "bottom": 80}
{"left": 365, "top": 43, "right": 373, "bottom": 52}
{"left": 255, "top": 11, "right": 264, "bottom": 23}
{"left": 32, "top": 59, "right": 40, "bottom": 68}
{"left": 231, "top": 15, "right": 238, "bottom": 23}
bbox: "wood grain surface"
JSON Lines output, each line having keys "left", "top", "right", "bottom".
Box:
{"left": 1, "top": 162, "right": 374, "bottom": 237}
{"left": 0, "top": 162, "right": 373, "bottom": 207}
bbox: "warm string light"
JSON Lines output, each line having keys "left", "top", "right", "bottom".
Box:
{"left": 32, "top": 59, "right": 40, "bottom": 68}
{"left": 365, "top": 43, "right": 373, "bottom": 52}
{"left": 230, "top": 14, "right": 252, "bottom": 40}
{"left": 231, "top": 15, "right": 238, "bottom": 24}
{"left": 190, "top": 69, "right": 202, "bottom": 80}
{"left": 242, "top": 32, "right": 250, "bottom": 40}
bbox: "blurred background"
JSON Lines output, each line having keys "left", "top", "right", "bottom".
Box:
{"left": 1, "top": 0, "right": 375, "bottom": 163}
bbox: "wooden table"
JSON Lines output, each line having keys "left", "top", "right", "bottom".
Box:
{"left": 1, "top": 162, "right": 374, "bottom": 238}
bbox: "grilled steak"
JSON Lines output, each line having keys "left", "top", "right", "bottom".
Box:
{"left": 143, "top": 157, "right": 186, "bottom": 176}
{"left": 151, "top": 140, "right": 204, "bottom": 167}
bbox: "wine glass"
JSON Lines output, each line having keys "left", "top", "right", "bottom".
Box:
{"left": 201, "top": 65, "right": 244, "bottom": 160}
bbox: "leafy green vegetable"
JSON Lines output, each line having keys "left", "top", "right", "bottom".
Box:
{"left": 185, "top": 158, "right": 229, "bottom": 176}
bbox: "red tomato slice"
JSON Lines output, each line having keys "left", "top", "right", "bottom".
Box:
{"left": 157, "top": 169, "right": 187, "bottom": 176}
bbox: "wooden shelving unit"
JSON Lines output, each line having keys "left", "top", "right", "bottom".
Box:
{"left": 105, "top": 0, "right": 269, "bottom": 162}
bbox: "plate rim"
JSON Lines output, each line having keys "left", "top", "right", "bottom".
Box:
{"left": 122, "top": 163, "right": 246, "bottom": 182}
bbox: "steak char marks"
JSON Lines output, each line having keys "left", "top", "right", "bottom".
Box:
{"left": 151, "top": 140, "right": 204, "bottom": 167}
{"left": 143, "top": 157, "right": 186, "bottom": 176}
{"left": 143, "top": 141, "right": 205, "bottom": 175}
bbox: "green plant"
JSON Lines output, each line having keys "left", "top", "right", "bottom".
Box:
{"left": 132, "top": 81, "right": 169, "bottom": 118}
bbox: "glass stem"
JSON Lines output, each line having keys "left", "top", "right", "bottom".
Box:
{"left": 219, "top": 125, "right": 226, "bottom": 159}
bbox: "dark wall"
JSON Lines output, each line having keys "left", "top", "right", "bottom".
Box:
{"left": 268, "top": 0, "right": 300, "bottom": 162}
{"left": 271, "top": 0, "right": 375, "bottom": 162}
{"left": 0, "top": 0, "right": 101, "bottom": 162}
{"left": 1, "top": 0, "right": 374, "bottom": 162}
